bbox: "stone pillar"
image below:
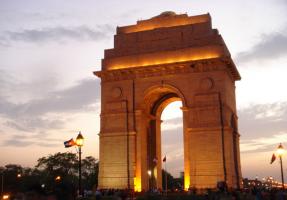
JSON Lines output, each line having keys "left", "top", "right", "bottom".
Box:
{"left": 181, "top": 106, "right": 191, "bottom": 190}
{"left": 188, "top": 93, "right": 226, "bottom": 188}
{"left": 98, "top": 100, "right": 136, "bottom": 189}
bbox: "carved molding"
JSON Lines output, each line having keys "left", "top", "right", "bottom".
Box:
{"left": 94, "top": 57, "right": 238, "bottom": 82}
{"left": 99, "top": 131, "right": 137, "bottom": 137}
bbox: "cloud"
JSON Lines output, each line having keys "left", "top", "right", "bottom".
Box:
{"left": 0, "top": 70, "right": 60, "bottom": 104}
{"left": 2, "top": 139, "right": 36, "bottom": 147}
{"left": 161, "top": 117, "right": 184, "bottom": 166}
{"left": 240, "top": 132, "right": 287, "bottom": 153}
{"left": 0, "top": 128, "right": 63, "bottom": 147}
{"left": 238, "top": 102, "right": 287, "bottom": 140}
{"left": 238, "top": 102, "right": 287, "bottom": 153}
{"left": 162, "top": 128, "right": 183, "bottom": 147}
{"left": 4, "top": 118, "right": 64, "bottom": 132}
{"left": 280, "top": 0, "right": 287, "bottom": 7}
{"left": 236, "top": 29, "right": 287, "bottom": 63}
{"left": 0, "top": 78, "right": 100, "bottom": 118}
{"left": 2, "top": 135, "right": 60, "bottom": 147}
{"left": 162, "top": 117, "right": 182, "bottom": 131}
{"left": 0, "top": 74, "right": 100, "bottom": 147}
{"left": 0, "top": 25, "right": 114, "bottom": 45}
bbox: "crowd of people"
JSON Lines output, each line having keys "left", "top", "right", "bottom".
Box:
{"left": 3, "top": 186, "right": 287, "bottom": 200}
{"left": 90, "top": 187, "right": 287, "bottom": 200}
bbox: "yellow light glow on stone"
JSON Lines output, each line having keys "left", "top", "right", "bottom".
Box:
{"left": 3, "top": 195, "right": 10, "bottom": 199}
{"left": 184, "top": 175, "right": 190, "bottom": 191}
{"left": 134, "top": 177, "right": 142, "bottom": 192}
{"left": 118, "top": 13, "right": 210, "bottom": 34}
{"left": 108, "top": 53, "right": 219, "bottom": 70}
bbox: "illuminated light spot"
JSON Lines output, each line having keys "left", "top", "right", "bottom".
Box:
{"left": 184, "top": 175, "right": 190, "bottom": 191}
{"left": 134, "top": 177, "right": 141, "bottom": 192}
{"left": 108, "top": 52, "right": 220, "bottom": 70}
{"left": 55, "top": 176, "right": 61, "bottom": 181}
{"left": 118, "top": 13, "right": 210, "bottom": 34}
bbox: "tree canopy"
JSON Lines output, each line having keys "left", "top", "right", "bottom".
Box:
{"left": 1, "top": 152, "right": 99, "bottom": 198}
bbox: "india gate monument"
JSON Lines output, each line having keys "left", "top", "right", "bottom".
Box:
{"left": 94, "top": 12, "right": 242, "bottom": 191}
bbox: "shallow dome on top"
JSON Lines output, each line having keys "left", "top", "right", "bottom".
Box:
{"left": 156, "top": 11, "right": 177, "bottom": 17}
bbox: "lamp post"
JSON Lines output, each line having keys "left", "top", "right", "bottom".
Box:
{"left": 276, "top": 143, "right": 285, "bottom": 189}
{"left": 1, "top": 171, "right": 3, "bottom": 195}
{"left": 147, "top": 170, "right": 151, "bottom": 190}
{"left": 75, "top": 132, "right": 84, "bottom": 197}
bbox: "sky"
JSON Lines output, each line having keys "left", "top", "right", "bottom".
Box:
{"left": 1, "top": 0, "right": 287, "bottom": 181}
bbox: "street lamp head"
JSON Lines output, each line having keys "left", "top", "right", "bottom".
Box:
{"left": 2, "top": 194, "right": 10, "bottom": 200}
{"left": 55, "top": 175, "right": 61, "bottom": 181}
{"left": 277, "top": 143, "right": 285, "bottom": 157}
{"left": 76, "top": 131, "right": 84, "bottom": 146}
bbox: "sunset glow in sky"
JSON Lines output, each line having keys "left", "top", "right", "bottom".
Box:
{"left": 1, "top": 0, "right": 287, "bottom": 180}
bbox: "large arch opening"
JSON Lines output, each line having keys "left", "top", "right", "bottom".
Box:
{"left": 161, "top": 101, "right": 184, "bottom": 188}
{"left": 143, "top": 85, "right": 187, "bottom": 190}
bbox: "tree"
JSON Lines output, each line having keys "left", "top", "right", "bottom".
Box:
{"left": 35, "top": 152, "right": 78, "bottom": 196}
{"left": 162, "top": 169, "right": 175, "bottom": 190}
{"left": 82, "top": 156, "right": 99, "bottom": 190}
{"left": 1, "top": 164, "right": 24, "bottom": 193}
{"left": 35, "top": 152, "right": 99, "bottom": 191}
{"left": 36, "top": 152, "right": 78, "bottom": 176}
{"left": 0, "top": 152, "right": 99, "bottom": 198}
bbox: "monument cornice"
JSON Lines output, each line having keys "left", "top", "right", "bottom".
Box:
{"left": 94, "top": 56, "right": 240, "bottom": 82}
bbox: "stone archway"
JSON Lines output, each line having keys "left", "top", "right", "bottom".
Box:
{"left": 141, "top": 84, "right": 186, "bottom": 190}
{"left": 94, "top": 12, "right": 242, "bottom": 191}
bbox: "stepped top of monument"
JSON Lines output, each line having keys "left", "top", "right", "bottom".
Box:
{"left": 97, "top": 12, "right": 241, "bottom": 81}
{"left": 117, "top": 12, "right": 211, "bottom": 34}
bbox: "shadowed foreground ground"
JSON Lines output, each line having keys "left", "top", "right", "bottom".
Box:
{"left": 6, "top": 188, "right": 287, "bottom": 200}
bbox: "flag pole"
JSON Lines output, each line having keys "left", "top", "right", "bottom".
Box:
{"left": 165, "top": 155, "right": 167, "bottom": 195}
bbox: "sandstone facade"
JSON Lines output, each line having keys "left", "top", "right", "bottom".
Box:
{"left": 94, "top": 11, "right": 242, "bottom": 191}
